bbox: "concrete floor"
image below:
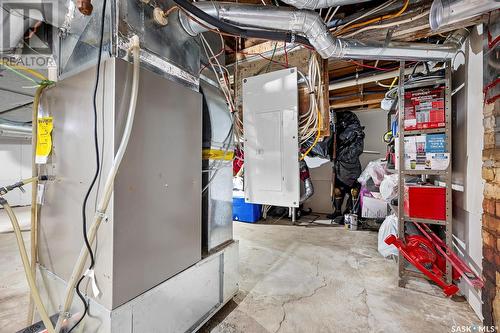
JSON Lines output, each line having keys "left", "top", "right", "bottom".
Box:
{"left": 1, "top": 209, "right": 480, "bottom": 333}
{"left": 201, "top": 221, "right": 480, "bottom": 333}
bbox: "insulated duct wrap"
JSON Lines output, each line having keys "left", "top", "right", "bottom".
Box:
{"left": 179, "top": 2, "right": 463, "bottom": 61}
{"left": 281, "top": 0, "right": 373, "bottom": 9}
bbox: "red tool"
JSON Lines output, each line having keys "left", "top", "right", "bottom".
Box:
{"left": 412, "top": 222, "right": 484, "bottom": 289}
{"left": 385, "top": 222, "right": 484, "bottom": 297}
{"left": 385, "top": 234, "right": 459, "bottom": 296}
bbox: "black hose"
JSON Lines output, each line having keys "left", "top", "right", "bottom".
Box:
{"left": 171, "top": 0, "right": 312, "bottom": 47}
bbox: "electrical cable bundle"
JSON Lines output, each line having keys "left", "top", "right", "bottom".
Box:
{"left": 171, "top": 0, "right": 312, "bottom": 47}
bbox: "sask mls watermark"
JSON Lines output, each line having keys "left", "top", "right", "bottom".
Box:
{"left": 452, "top": 325, "right": 498, "bottom": 332}
{"left": 1, "top": 0, "right": 58, "bottom": 68}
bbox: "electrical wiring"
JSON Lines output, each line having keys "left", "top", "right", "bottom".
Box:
{"left": 343, "top": 10, "right": 429, "bottom": 38}
{"left": 325, "top": 6, "right": 340, "bottom": 24}
{"left": 336, "top": 0, "right": 410, "bottom": 35}
{"left": 171, "top": 0, "right": 312, "bottom": 47}
{"left": 331, "top": 0, "right": 397, "bottom": 33}
{"left": 65, "top": 0, "right": 107, "bottom": 331}
{"left": 0, "top": 60, "right": 48, "bottom": 82}
{"left": 298, "top": 55, "right": 322, "bottom": 146}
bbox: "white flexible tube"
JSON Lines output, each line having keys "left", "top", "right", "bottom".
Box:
{"left": 54, "top": 35, "right": 141, "bottom": 333}
{"left": 0, "top": 199, "right": 55, "bottom": 333}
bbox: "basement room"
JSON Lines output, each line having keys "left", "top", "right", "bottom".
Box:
{"left": 0, "top": 0, "right": 499, "bottom": 332}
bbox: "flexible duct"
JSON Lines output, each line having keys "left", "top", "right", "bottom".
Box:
{"left": 429, "top": 0, "right": 500, "bottom": 30}
{"left": 280, "top": 0, "right": 372, "bottom": 10}
{"left": 299, "top": 160, "right": 315, "bottom": 203}
{"left": 179, "top": 2, "right": 464, "bottom": 61}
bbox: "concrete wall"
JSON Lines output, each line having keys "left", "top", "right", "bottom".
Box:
{"left": 0, "top": 138, "right": 32, "bottom": 206}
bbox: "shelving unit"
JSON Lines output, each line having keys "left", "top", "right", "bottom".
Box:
{"left": 396, "top": 61, "right": 453, "bottom": 288}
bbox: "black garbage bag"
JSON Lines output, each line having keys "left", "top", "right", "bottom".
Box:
{"left": 301, "top": 134, "right": 334, "bottom": 159}
{"left": 335, "top": 112, "right": 365, "bottom": 186}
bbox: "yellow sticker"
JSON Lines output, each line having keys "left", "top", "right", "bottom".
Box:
{"left": 35, "top": 117, "right": 53, "bottom": 164}
{"left": 202, "top": 148, "right": 234, "bottom": 161}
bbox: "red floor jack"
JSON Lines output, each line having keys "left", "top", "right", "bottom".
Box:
{"left": 385, "top": 222, "right": 484, "bottom": 297}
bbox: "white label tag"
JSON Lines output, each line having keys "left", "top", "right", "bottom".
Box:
{"left": 37, "top": 184, "right": 45, "bottom": 205}
{"left": 84, "top": 269, "right": 101, "bottom": 297}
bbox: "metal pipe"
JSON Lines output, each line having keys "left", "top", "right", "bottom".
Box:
{"left": 280, "top": 0, "right": 372, "bottom": 10}
{"left": 180, "top": 2, "right": 464, "bottom": 61}
{"left": 429, "top": 0, "right": 500, "bottom": 30}
{"left": 329, "top": 64, "right": 429, "bottom": 90}
{"left": 0, "top": 123, "right": 32, "bottom": 134}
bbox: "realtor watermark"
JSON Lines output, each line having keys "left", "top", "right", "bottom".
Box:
{"left": 451, "top": 325, "right": 498, "bottom": 332}
{"left": 1, "top": 0, "right": 59, "bottom": 68}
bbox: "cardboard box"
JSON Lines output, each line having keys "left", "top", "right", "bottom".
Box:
{"left": 361, "top": 196, "right": 388, "bottom": 219}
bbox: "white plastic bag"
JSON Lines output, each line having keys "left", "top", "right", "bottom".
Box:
{"left": 380, "top": 174, "right": 399, "bottom": 202}
{"left": 378, "top": 214, "right": 399, "bottom": 258}
{"left": 357, "top": 159, "right": 387, "bottom": 186}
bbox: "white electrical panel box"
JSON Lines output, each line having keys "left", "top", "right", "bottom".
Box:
{"left": 242, "top": 68, "right": 300, "bottom": 207}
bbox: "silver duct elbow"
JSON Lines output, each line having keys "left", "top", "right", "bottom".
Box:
{"left": 179, "top": 2, "right": 464, "bottom": 61}
{"left": 300, "top": 178, "right": 315, "bottom": 203}
{"left": 280, "top": 0, "right": 373, "bottom": 10}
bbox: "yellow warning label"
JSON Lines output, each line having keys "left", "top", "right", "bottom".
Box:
{"left": 202, "top": 148, "right": 234, "bottom": 161}
{"left": 35, "top": 117, "right": 53, "bottom": 164}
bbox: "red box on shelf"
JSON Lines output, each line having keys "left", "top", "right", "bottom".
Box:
{"left": 404, "top": 185, "right": 446, "bottom": 220}
{"left": 404, "top": 87, "right": 445, "bottom": 130}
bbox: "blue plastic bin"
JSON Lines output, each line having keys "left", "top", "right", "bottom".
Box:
{"left": 233, "top": 197, "right": 261, "bottom": 223}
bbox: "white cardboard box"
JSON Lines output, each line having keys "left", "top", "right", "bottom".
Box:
{"left": 362, "top": 196, "right": 388, "bottom": 219}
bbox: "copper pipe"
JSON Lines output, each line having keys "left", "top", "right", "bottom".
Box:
{"left": 77, "top": 0, "right": 93, "bottom": 15}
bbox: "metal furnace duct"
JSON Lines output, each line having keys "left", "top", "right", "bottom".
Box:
{"left": 429, "top": 0, "right": 500, "bottom": 30}
{"left": 179, "top": 2, "right": 464, "bottom": 61}
{"left": 280, "top": 0, "right": 373, "bottom": 10}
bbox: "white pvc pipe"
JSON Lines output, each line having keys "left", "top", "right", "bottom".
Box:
{"left": 329, "top": 64, "right": 426, "bottom": 90}
{"left": 54, "top": 35, "right": 141, "bottom": 333}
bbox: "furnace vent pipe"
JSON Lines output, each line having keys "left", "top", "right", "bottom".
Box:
{"left": 429, "top": 0, "right": 500, "bottom": 30}
{"left": 280, "top": 0, "right": 372, "bottom": 10}
{"left": 179, "top": 2, "right": 464, "bottom": 61}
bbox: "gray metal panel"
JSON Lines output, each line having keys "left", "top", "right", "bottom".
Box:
{"left": 201, "top": 80, "right": 233, "bottom": 252}
{"left": 111, "top": 241, "right": 238, "bottom": 333}
{"left": 205, "top": 165, "right": 233, "bottom": 251}
{"left": 112, "top": 59, "right": 202, "bottom": 308}
{"left": 36, "top": 242, "right": 238, "bottom": 333}
{"left": 242, "top": 68, "right": 300, "bottom": 207}
{"left": 38, "top": 59, "right": 116, "bottom": 309}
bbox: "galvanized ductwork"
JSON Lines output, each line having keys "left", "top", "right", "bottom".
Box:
{"left": 280, "top": 0, "right": 372, "bottom": 10}
{"left": 429, "top": 0, "right": 500, "bottom": 30}
{"left": 179, "top": 2, "right": 464, "bottom": 61}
